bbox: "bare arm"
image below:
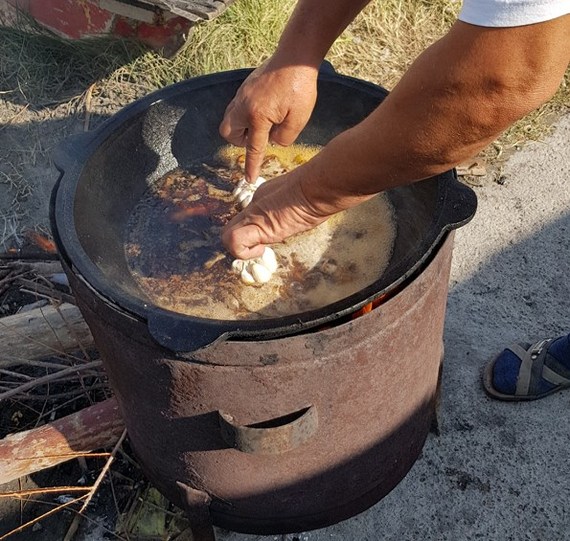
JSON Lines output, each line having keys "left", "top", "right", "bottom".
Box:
{"left": 301, "top": 17, "right": 570, "bottom": 212}
{"left": 219, "top": 0, "right": 372, "bottom": 181}
{"left": 223, "top": 16, "right": 570, "bottom": 259}
{"left": 272, "top": 0, "right": 372, "bottom": 67}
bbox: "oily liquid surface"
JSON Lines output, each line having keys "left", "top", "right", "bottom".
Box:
{"left": 125, "top": 145, "right": 397, "bottom": 320}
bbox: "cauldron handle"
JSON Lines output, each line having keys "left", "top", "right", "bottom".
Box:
{"left": 218, "top": 405, "right": 318, "bottom": 454}
{"left": 147, "top": 307, "right": 235, "bottom": 352}
{"left": 437, "top": 175, "right": 478, "bottom": 232}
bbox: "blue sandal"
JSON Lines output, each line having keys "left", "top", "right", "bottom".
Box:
{"left": 483, "top": 339, "right": 570, "bottom": 401}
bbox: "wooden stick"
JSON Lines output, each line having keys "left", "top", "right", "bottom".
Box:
{"left": 0, "top": 303, "right": 93, "bottom": 368}
{"left": 0, "top": 360, "right": 103, "bottom": 402}
{"left": 63, "top": 429, "right": 127, "bottom": 541}
{"left": 0, "top": 397, "right": 124, "bottom": 485}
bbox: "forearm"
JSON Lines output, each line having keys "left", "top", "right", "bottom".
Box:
{"left": 272, "top": 0, "right": 372, "bottom": 68}
{"left": 299, "top": 17, "right": 570, "bottom": 215}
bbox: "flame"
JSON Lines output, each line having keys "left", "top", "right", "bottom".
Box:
{"left": 26, "top": 231, "right": 57, "bottom": 254}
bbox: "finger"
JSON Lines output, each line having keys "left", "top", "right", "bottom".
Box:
{"left": 219, "top": 103, "right": 248, "bottom": 147}
{"left": 219, "top": 100, "right": 235, "bottom": 139}
{"left": 222, "top": 222, "right": 266, "bottom": 260}
{"left": 220, "top": 120, "right": 247, "bottom": 147}
{"left": 269, "top": 116, "right": 306, "bottom": 147}
{"left": 244, "top": 121, "right": 271, "bottom": 183}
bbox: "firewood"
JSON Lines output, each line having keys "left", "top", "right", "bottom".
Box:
{"left": 0, "top": 397, "right": 123, "bottom": 486}
{"left": 0, "top": 303, "right": 93, "bottom": 368}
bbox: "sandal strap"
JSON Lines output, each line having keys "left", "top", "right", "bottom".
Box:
{"left": 510, "top": 339, "right": 570, "bottom": 396}
{"left": 542, "top": 364, "right": 570, "bottom": 387}
{"left": 508, "top": 343, "right": 533, "bottom": 395}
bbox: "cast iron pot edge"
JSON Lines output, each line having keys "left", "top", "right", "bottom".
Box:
{"left": 50, "top": 68, "right": 477, "bottom": 354}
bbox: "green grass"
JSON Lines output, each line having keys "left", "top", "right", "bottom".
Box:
{"left": 104, "top": 0, "right": 296, "bottom": 91}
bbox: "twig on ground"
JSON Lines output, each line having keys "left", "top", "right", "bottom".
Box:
{"left": 0, "top": 252, "right": 60, "bottom": 261}
{"left": 2, "top": 358, "right": 81, "bottom": 370}
{"left": 0, "top": 494, "right": 88, "bottom": 540}
{"left": 18, "top": 277, "right": 76, "bottom": 304}
{"left": 0, "top": 268, "right": 27, "bottom": 295}
{"left": 0, "top": 486, "right": 92, "bottom": 498}
{"left": 9, "top": 383, "right": 108, "bottom": 401}
{"left": 63, "top": 429, "right": 128, "bottom": 541}
{"left": 0, "top": 359, "right": 102, "bottom": 402}
{"left": 34, "top": 393, "right": 105, "bottom": 424}
{"left": 55, "top": 303, "right": 92, "bottom": 362}
{"left": 0, "top": 368, "right": 34, "bottom": 380}
{"left": 18, "top": 452, "right": 112, "bottom": 461}
{"left": 109, "top": 467, "right": 132, "bottom": 541}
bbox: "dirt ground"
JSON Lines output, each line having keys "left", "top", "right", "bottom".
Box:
{"left": 0, "top": 97, "right": 125, "bottom": 251}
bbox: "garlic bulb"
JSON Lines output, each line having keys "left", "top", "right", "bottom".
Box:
{"left": 232, "top": 177, "right": 266, "bottom": 208}
{"left": 232, "top": 247, "right": 279, "bottom": 285}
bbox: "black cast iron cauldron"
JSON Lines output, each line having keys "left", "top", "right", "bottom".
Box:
{"left": 52, "top": 67, "right": 476, "bottom": 352}
{"left": 51, "top": 67, "right": 477, "bottom": 536}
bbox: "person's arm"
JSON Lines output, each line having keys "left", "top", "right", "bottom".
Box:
{"left": 219, "top": 0, "right": 372, "bottom": 182}
{"left": 222, "top": 15, "right": 570, "bottom": 259}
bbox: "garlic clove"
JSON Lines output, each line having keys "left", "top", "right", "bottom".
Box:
{"left": 251, "top": 262, "right": 272, "bottom": 283}
{"left": 253, "top": 176, "right": 266, "bottom": 188}
{"left": 232, "top": 179, "right": 248, "bottom": 197}
{"left": 233, "top": 177, "right": 266, "bottom": 202}
{"left": 240, "top": 268, "right": 256, "bottom": 285}
{"left": 261, "top": 247, "right": 278, "bottom": 273}
{"left": 232, "top": 259, "right": 246, "bottom": 273}
{"left": 235, "top": 191, "right": 249, "bottom": 205}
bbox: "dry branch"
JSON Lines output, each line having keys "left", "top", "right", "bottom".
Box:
{"left": 0, "top": 397, "right": 123, "bottom": 485}
{"left": 63, "top": 429, "right": 127, "bottom": 541}
{"left": 0, "top": 302, "right": 93, "bottom": 368}
{"left": 0, "top": 300, "right": 124, "bottom": 485}
{"left": 0, "top": 359, "right": 103, "bottom": 401}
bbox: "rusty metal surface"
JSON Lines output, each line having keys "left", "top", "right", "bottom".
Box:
{"left": 65, "top": 232, "right": 456, "bottom": 534}
{"left": 219, "top": 405, "right": 318, "bottom": 455}
{"left": 177, "top": 482, "right": 216, "bottom": 541}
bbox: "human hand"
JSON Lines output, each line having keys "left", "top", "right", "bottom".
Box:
{"left": 221, "top": 170, "right": 329, "bottom": 260}
{"left": 219, "top": 59, "right": 318, "bottom": 182}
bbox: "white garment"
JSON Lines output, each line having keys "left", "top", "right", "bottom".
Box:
{"left": 459, "top": 0, "right": 570, "bottom": 27}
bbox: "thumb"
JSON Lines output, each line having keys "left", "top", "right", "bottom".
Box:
{"left": 222, "top": 222, "right": 266, "bottom": 260}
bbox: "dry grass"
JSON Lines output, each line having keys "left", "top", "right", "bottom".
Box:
{"left": 0, "top": 18, "right": 142, "bottom": 107}
{"left": 1, "top": 0, "right": 568, "bottom": 150}
{"left": 102, "top": 0, "right": 296, "bottom": 92}
{"left": 329, "top": 0, "right": 460, "bottom": 87}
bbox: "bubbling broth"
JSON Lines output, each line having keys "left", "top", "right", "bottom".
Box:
{"left": 125, "top": 144, "right": 397, "bottom": 320}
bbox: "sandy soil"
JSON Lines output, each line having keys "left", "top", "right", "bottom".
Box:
{"left": 0, "top": 94, "right": 123, "bottom": 250}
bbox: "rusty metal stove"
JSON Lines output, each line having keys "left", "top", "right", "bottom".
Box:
{"left": 61, "top": 231, "right": 454, "bottom": 538}
{"left": 51, "top": 68, "right": 476, "bottom": 539}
